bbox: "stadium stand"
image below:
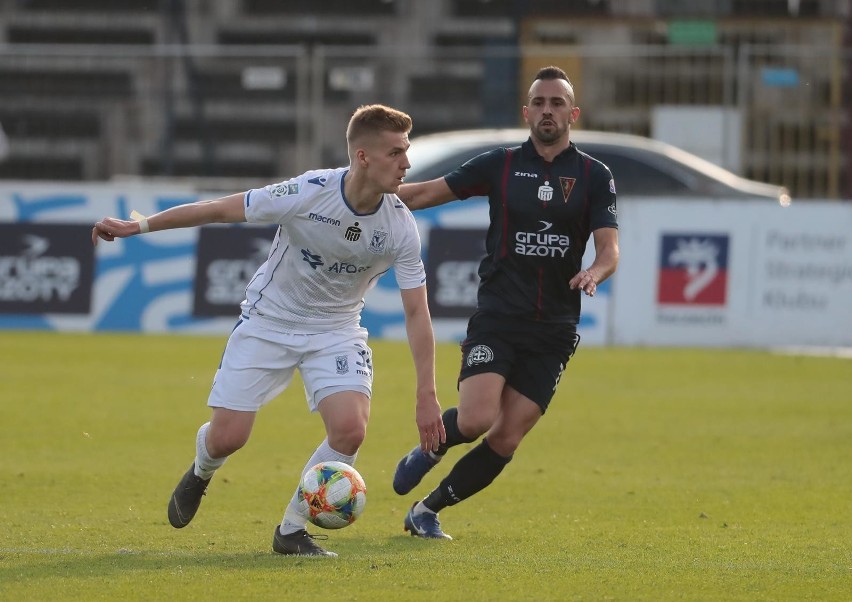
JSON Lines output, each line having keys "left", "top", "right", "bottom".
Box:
{"left": 0, "top": 0, "right": 847, "bottom": 198}
{"left": 217, "top": 29, "right": 377, "bottom": 48}
{"left": 0, "top": 155, "right": 84, "bottom": 181}
{"left": 6, "top": 24, "right": 155, "bottom": 45}
{"left": 0, "top": 108, "right": 101, "bottom": 140}
{"left": 13, "top": 0, "right": 157, "bottom": 11}
{"left": 0, "top": 68, "right": 134, "bottom": 99}
{"left": 242, "top": 0, "right": 398, "bottom": 17}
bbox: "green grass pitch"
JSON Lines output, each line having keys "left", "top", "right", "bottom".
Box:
{"left": 1, "top": 332, "right": 850, "bottom": 601}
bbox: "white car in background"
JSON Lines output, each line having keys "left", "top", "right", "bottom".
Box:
{"left": 394, "top": 128, "right": 789, "bottom": 344}
{"left": 405, "top": 128, "right": 791, "bottom": 206}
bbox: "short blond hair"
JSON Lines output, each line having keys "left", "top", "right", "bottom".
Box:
{"left": 346, "top": 104, "right": 412, "bottom": 146}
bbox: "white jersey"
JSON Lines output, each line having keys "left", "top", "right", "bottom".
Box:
{"left": 241, "top": 167, "right": 426, "bottom": 333}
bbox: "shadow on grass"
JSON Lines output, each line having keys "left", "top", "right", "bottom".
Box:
{"left": 0, "top": 535, "right": 458, "bottom": 583}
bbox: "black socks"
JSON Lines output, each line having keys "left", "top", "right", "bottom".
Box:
{"left": 423, "top": 438, "right": 512, "bottom": 513}
{"left": 436, "top": 407, "right": 476, "bottom": 455}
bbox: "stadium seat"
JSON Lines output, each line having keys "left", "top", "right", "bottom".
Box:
{"left": 172, "top": 118, "right": 297, "bottom": 144}
{"left": 0, "top": 69, "right": 134, "bottom": 99}
{"left": 0, "top": 110, "right": 101, "bottom": 140}
{"left": 141, "top": 156, "right": 277, "bottom": 179}
{"left": 242, "top": 0, "right": 396, "bottom": 17}
{"left": 0, "top": 156, "right": 84, "bottom": 180}
{"left": 15, "top": 0, "right": 157, "bottom": 11}
{"left": 217, "top": 29, "right": 376, "bottom": 47}
{"left": 7, "top": 25, "right": 155, "bottom": 45}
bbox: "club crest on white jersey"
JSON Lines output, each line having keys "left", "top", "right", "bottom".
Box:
{"left": 369, "top": 229, "right": 388, "bottom": 254}
{"left": 345, "top": 222, "right": 362, "bottom": 241}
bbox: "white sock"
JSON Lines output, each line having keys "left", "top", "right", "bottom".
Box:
{"left": 194, "top": 422, "right": 226, "bottom": 480}
{"left": 412, "top": 501, "right": 435, "bottom": 517}
{"left": 280, "top": 438, "right": 357, "bottom": 535}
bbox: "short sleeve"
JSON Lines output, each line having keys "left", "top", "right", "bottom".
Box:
{"left": 444, "top": 148, "right": 506, "bottom": 200}
{"left": 392, "top": 213, "right": 427, "bottom": 290}
{"left": 244, "top": 175, "right": 309, "bottom": 224}
{"left": 589, "top": 162, "right": 618, "bottom": 231}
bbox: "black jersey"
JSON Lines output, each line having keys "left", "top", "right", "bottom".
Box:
{"left": 444, "top": 138, "right": 618, "bottom": 324}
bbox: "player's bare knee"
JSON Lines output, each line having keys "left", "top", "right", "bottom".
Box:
{"left": 206, "top": 428, "right": 250, "bottom": 457}
{"left": 328, "top": 423, "right": 366, "bottom": 456}
{"left": 457, "top": 413, "right": 493, "bottom": 440}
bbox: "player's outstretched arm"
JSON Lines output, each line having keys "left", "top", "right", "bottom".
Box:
{"left": 398, "top": 178, "right": 457, "bottom": 211}
{"left": 91, "top": 193, "right": 247, "bottom": 246}
{"left": 568, "top": 227, "right": 620, "bottom": 297}
{"left": 400, "top": 285, "right": 446, "bottom": 452}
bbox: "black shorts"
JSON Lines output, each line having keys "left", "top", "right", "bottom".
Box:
{"left": 458, "top": 312, "right": 581, "bottom": 413}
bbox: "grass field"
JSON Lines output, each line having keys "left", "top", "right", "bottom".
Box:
{"left": 1, "top": 332, "right": 850, "bottom": 601}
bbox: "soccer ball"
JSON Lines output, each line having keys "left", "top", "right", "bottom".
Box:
{"left": 297, "top": 461, "right": 367, "bottom": 529}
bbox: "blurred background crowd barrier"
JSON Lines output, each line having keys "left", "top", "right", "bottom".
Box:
{"left": 0, "top": 0, "right": 849, "bottom": 200}
{"left": 1, "top": 0, "right": 851, "bottom": 348}
{"left": 4, "top": 185, "right": 851, "bottom": 348}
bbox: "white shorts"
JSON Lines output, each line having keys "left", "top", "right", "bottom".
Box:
{"left": 207, "top": 315, "right": 373, "bottom": 412}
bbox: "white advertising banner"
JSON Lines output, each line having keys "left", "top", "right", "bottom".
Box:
{"left": 0, "top": 181, "right": 416, "bottom": 336}
{"left": 4, "top": 180, "right": 849, "bottom": 348}
{"left": 612, "top": 200, "right": 852, "bottom": 347}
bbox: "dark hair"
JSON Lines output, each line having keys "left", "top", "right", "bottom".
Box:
{"left": 532, "top": 66, "right": 575, "bottom": 103}
{"left": 534, "top": 66, "right": 571, "bottom": 83}
{"left": 346, "top": 104, "right": 412, "bottom": 144}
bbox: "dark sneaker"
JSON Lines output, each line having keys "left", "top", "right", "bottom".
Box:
{"left": 167, "top": 463, "right": 211, "bottom": 528}
{"left": 392, "top": 446, "right": 440, "bottom": 495}
{"left": 272, "top": 526, "right": 337, "bottom": 558}
{"left": 403, "top": 502, "right": 452, "bottom": 540}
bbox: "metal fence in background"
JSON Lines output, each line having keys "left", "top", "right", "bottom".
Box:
{"left": 0, "top": 42, "right": 849, "bottom": 199}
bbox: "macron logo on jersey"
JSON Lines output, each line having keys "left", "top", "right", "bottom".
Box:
{"left": 308, "top": 176, "right": 327, "bottom": 187}
{"left": 657, "top": 234, "right": 729, "bottom": 305}
{"left": 308, "top": 212, "right": 341, "bottom": 227}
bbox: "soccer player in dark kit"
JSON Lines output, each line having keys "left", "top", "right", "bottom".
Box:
{"left": 392, "top": 66, "right": 620, "bottom": 539}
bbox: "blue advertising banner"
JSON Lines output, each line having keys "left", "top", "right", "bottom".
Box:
{"left": 0, "top": 223, "right": 94, "bottom": 315}
{"left": 425, "top": 228, "right": 486, "bottom": 319}
{"left": 0, "top": 182, "right": 613, "bottom": 344}
{"left": 192, "top": 225, "right": 278, "bottom": 317}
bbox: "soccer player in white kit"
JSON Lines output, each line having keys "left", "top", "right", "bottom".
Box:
{"left": 92, "top": 105, "right": 446, "bottom": 557}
